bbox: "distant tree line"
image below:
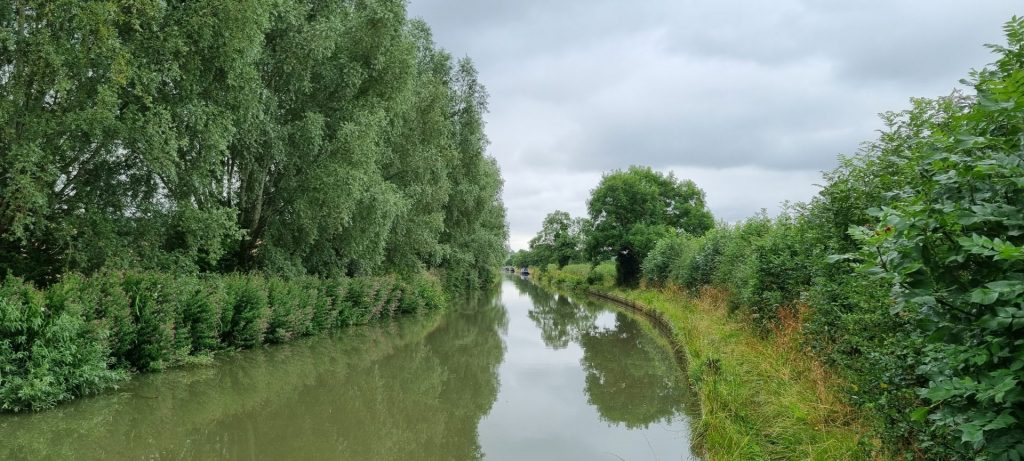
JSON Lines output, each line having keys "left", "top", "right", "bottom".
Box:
{"left": 507, "top": 165, "right": 712, "bottom": 286}
{"left": 523, "top": 18, "right": 1024, "bottom": 460}
{"left": 0, "top": 0, "right": 507, "bottom": 290}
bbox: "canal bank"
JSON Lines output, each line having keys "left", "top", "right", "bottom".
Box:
{"left": 1, "top": 277, "right": 704, "bottom": 460}
{"left": 588, "top": 285, "right": 880, "bottom": 461}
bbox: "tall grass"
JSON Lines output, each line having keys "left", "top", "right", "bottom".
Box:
{"left": 607, "top": 286, "right": 879, "bottom": 461}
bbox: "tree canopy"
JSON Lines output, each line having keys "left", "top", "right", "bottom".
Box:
{"left": 524, "top": 210, "right": 590, "bottom": 268}
{"left": 586, "top": 166, "right": 712, "bottom": 285}
{"left": 0, "top": 0, "right": 507, "bottom": 289}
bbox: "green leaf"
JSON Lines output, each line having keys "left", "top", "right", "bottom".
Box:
{"left": 910, "top": 406, "right": 929, "bottom": 422}
{"left": 825, "top": 253, "right": 853, "bottom": 263}
{"left": 983, "top": 412, "right": 1017, "bottom": 431}
{"left": 961, "top": 423, "right": 984, "bottom": 444}
{"left": 970, "top": 288, "right": 999, "bottom": 305}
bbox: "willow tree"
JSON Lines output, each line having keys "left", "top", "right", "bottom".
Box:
{"left": 437, "top": 59, "right": 509, "bottom": 290}
{"left": 1, "top": 0, "right": 508, "bottom": 287}
{"left": 0, "top": 0, "right": 264, "bottom": 282}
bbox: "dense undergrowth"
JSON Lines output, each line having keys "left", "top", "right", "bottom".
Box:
{"left": 0, "top": 271, "right": 444, "bottom": 411}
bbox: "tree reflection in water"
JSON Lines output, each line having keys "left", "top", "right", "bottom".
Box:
{"left": 511, "top": 276, "right": 688, "bottom": 429}
{"left": 0, "top": 289, "right": 508, "bottom": 461}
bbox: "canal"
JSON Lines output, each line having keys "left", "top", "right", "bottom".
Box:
{"left": 0, "top": 276, "right": 700, "bottom": 460}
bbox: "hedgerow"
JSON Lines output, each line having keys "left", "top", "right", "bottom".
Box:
{"left": 0, "top": 271, "right": 446, "bottom": 411}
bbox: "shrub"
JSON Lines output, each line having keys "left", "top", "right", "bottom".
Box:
{"left": 122, "top": 272, "right": 179, "bottom": 371}
{"left": 641, "top": 234, "right": 688, "bottom": 286}
{"left": 79, "top": 273, "right": 134, "bottom": 368}
{"left": 395, "top": 273, "right": 446, "bottom": 314}
{"left": 0, "top": 270, "right": 446, "bottom": 411}
{"left": 305, "top": 277, "right": 335, "bottom": 335}
{"left": 178, "top": 275, "right": 224, "bottom": 355}
{"left": 0, "top": 276, "right": 124, "bottom": 411}
{"left": 587, "top": 261, "right": 617, "bottom": 288}
{"left": 320, "top": 277, "right": 350, "bottom": 329}
{"left": 673, "top": 228, "right": 726, "bottom": 290}
{"left": 853, "top": 27, "right": 1024, "bottom": 455}
{"left": 222, "top": 274, "right": 269, "bottom": 348}
{"left": 412, "top": 273, "right": 447, "bottom": 312}
{"left": 266, "top": 277, "right": 301, "bottom": 343}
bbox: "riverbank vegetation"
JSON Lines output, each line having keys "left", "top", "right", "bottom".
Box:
{"left": 0, "top": 297, "right": 497, "bottom": 460}
{"left": 1, "top": 0, "right": 507, "bottom": 411}
{"left": 515, "top": 17, "right": 1024, "bottom": 460}
{"left": 536, "top": 265, "right": 874, "bottom": 460}
{"left": 0, "top": 270, "right": 445, "bottom": 411}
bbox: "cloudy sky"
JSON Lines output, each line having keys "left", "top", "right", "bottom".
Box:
{"left": 406, "top": 0, "right": 1020, "bottom": 250}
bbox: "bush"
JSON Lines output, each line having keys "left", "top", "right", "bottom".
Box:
{"left": 852, "top": 28, "right": 1024, "bottom": 455}
{"left": 397, "top": 273, "right": 447, "bottom": 314}
{"left": 587, "top": 261, "right": 617, "bottom": 288}
{"left": 122, "top": 272, "right": 180, "bottom": 371}
{"left": 673, "top": 227, "right": 726, "bottom": 290}
{"left": 0, "top": 276, "right": 125, "bottom": 411}
{"left": 177, "top": 275, "right": 224, "bottom": 355}
{"left": 222, "top": 274, "right": 269, "bottom": 348}
{"left": 641, "top": 235, "right": 688, "bottom": 286}
{"left": 266, "top": 277, "right": 301, "bottom": 344}
{"left": 320, "top": 277, "right": 350, "bottom": 329}
{"left": 66, "top": 273, "right": 136, "bottom": 368}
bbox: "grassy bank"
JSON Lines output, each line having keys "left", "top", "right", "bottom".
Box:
{"left": 604, "top": 287, "right": 879, "bottom": 461}
{"left": 0, "top": 271, "right": 445, "bottom": 412}
{"left": 536, "top": 264, "right": 882, "bottom": 460}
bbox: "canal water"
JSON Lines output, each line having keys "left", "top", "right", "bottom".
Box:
{"left": 0, "top": 276, "right": 700, "bottom": 460}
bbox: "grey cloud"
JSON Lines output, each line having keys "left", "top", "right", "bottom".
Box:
{"left": 407, "top": 0, "right": 1020, "bottom": 249}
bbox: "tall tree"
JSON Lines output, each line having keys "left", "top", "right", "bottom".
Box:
{"left": 437, "top": 58, "right": 508, "bottom": 290}
{"left": 0, "top": 0, "right": 508, "bottom": 288}
{"left": 586, "top": 166, "right": 712, "bottom": 286}
{"left": 528, "top": 210, "right": 590, "bottom": 267}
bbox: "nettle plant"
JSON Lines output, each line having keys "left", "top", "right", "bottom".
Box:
{"left": 853, "top": 17, "right": 1024, "bottom": 460}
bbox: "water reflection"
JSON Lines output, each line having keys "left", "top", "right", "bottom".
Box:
{"left": 511, "top": 276, "right": 689, "bottom": 429}
{"left": 0, "top": 291, "right": 507, "bottom": 461}
{"left": 495, "top": 276, "right": 698, "bottom": 459}
{"left": 579, "top": 311, "right": 690, "bottom": 429}
{"left": 0, "top": 278, "right": 696, "bottom": 461}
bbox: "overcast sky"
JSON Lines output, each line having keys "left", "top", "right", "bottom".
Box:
{"left": 406, "top": 0, "right": 1020, "bottom": 251}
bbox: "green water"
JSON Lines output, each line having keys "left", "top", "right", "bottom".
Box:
{"left": 0, "top": 277, "right": 699, "bottom": 460}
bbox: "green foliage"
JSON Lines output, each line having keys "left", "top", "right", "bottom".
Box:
{"left": 315, "top": 277, "right": 348, "bottom": 332}
{"left": 222, "top": 274, "right": 269, "bottom": 349}
{"left": 524, "top": 211, "right": 592, "bottom": 268}
{"left": 641, "top": 234, "right": 690, "bottom": 286}
{"left": 0, "top": 276, "right": 125, "bottom": 411}
{"left": 534, "top": 261, "right": 617, "bottom": 291}
{"left": 0, "top": 270, "right": 446, "bottom": 411}
{"left": 0, "top": 0, "right": 506, "bottom": 289}
{"left": 122, "top": 272, "right": 179, "bottom": 371}
{"left": 266, "top": 277, "right": 303, "bottom": 344}
{"left": 851, "top": 19, "right": 1024, "bottom": 458}
{"left": 586, "top": 166, "right": 713, "bottom": 286}
{"left": 177, "top": 276, "right": 224, "bottom": 355}
{"left": 587, "top": 261, "right": 618, "bottom": 289}
{"left": 527, "top": 17, "right": 1024, "bottom": 460}
{"left": 0, "top": 0, "right": 490, "bottom": 413}
{"left": 398, "top": 272, "right": 447, "bottom": 314}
